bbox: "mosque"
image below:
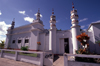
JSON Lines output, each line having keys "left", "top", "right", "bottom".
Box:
{"left": 5, "top": 4, "right": 100, "bottom": 54}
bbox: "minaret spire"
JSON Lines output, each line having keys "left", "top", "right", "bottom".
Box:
{"left": 36, "top": 8, "right": 40, "bottom": 20}
{"left": 52, "top": 8, "right": 54, "bottom": 15}
{"left": 72, "top": 2, "right": 74, "bottom": 10}
{"left": 38, "top": 8, "right": 40, "bottom": 13}
{"left": 11, "top": 18, "right": 15, "bottom": 29}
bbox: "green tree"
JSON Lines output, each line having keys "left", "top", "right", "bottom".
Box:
{"left": 0, "top": 40, "right": 5, "bottom": 49}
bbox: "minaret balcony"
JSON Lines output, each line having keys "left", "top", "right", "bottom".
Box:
{"left": 50, "top": 19, "right": 56, "bottom": 23}
{"left": 70, "top": 15, "right": 78, "bottom": 19}
{"left": 50, "top": 15, "right": 56, "bottom": 18}
{"left": 50, "top": 24, "right": 56, "bottom": 27}
{"left": 71, "top": 10, "right": 77, "bottom": 14}
{"left": 72, "top": 20, "right": 78, "bottom": 23}
{"left": 12, "top": 23, "right": 15, "bottom": 25}
{"left": 37, "top": 15, "right": 40, "bottom": 17}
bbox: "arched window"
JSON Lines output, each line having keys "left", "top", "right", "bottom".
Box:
{"left": 18, "top": 37, "right": 22, "bottom": 44}
{"left": 12, "top": 38, "right": 16, "bottom": 44}
{"left": 25, "top": 37, "right": 29, "bottom": 43}
{"left": 12, "top": 40, "right": 15, "bottom": 43}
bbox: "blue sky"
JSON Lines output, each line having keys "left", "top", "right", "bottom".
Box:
{"left": 0, "top": 0, "right": 100, "bottom": 41}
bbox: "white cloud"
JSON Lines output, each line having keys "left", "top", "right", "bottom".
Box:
{"left": 83, "top": 29, "right": 87, "bottom": 31}
{"left": 19, "top": 11, "right": 34, "bottom": 23}
{"left": 24, "top": 17, "right": 34, "bottom": 23}
{"left": 90, "top": 20, "right": 100, "bottom": 24}
{"left": 35, "top": 13, "right": 43, "bottom": 17}
{"left": 81, "top": 25, "right": 85, "bottom": 29}
{"left": 0, "top": 36, "right": 6, "bottom": 41}
{"left": 79, "top": 18, "right": 88, "bottom": 22}
{"left": 0, "top": 21, "right": 11, "bottom": 41}
{"left": 19, "top": 11, "right": 25, "bottom": 15}
{"left": 0, "top": 11, "right": 2, "bottom": 15}
{"left": 92, "top": 20, "right": 100, "bottom": 23}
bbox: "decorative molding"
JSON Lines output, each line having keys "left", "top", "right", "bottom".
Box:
{"left": 50, "top": 15, "right": 56, "bottom": 18}
{"left": 31, "top": 28, "right": 42, "bottom": 31}
{"left": 31, "top": 22, "right": 44, "bottom": 26}
{"left": 50, "top": 24, "right": 56, "bottom": 27}
{"left": 70, "top": 15, "right": 78, "bottom": 19}
{"left": 50, "top": 20, "right": 56, "bottom": 23}
{"left": 6, "top": 29, "right": 42, "bottom": 36}
{"left": 6, "top": 28, "right": 42, "bottom": 35}
{"left": 71, "top": 20, "right": 79, "bottom": 24}
{"left": 7, "top": 31, "right": 31, "bottom": 35}
{"left": 7, "top": 24, "right": 31, "bottom": 31}
{"left": 7, "top": 22, "right": 44, "bottom": 31}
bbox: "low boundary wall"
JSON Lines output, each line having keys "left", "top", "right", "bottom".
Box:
{"left": 64, "top": 53, "right": 100, "bottom": 66}
{"left": 0, "top": 49, "right": 43, "bottom": 66}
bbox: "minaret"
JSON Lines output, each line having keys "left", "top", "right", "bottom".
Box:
{"left": 11, "top": 18, "right": 15, "bottom": 29}
{"left": 6, "top": 19, "right": 15, "bottom": 48}
{"left": 36, "top": 8, "right": 40, "bottom": 20}
{"left": 49, "top": 9, "right": 57, "bottom": 54}
{"left": 71, "top": 3, "right": 81, "bottom": 54}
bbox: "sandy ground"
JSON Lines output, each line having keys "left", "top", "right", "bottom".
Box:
{"left": 0, "top": 58, "right": 37, "bottom": 66}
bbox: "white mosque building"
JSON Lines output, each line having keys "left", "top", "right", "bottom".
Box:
{"left": 5, "top": 5, "right": 100, "bottom": 54}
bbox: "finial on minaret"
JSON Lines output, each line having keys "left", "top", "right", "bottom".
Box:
{"left": 36, "top": 8, "right": 40, "bottom": 20}
{"left": 52, "top": 8, "right": 54, "bottom": 15}
{"left": 38, "top": 8, "right": 40, "bottom": 13}
{"left": 72, "top": 2, "right": 74, "bottom": 9}
{"left": 13, "top": 18, "right": 15, "bottom": 22}
{"left": 11, "top": 18, "right": 15, "bottom": 29}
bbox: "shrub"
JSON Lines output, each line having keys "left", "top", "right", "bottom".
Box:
{"left": 76, "top": 33, "right": 90, "bottom": 54}
{"left": 21, "top": 46, "right": 28, "bottom": 51}
{"left": 0, "top": 40, "right": 5, "bottom": 49}
{"left": 0, "top": 44, "right": 4, "bottom": 49}
{"left": 95, "top": 40, "right": 100, "bottom": 46}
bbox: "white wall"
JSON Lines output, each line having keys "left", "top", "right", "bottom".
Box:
{"left": 92, "top": 24, "right": 100, "bottom": 54}
{"left": 38, "top": 33, "right": 49, "bottom": 51}
{"left": 30, "top": 30, "right": 39, "bottom": 50}
{"left": 18, "top": 55, "right": 40, "bottom": 65}
{"left": 39, "top": 33, "right": 45, "bottom": 51}
{"left": 87, "top": 31, "right": 95, "bottom": 53}
{"left": 87, "top": 24, "right": 100, "bottom": 54}
{"left": 45, "top": 35, "right": 49, "bottom": 51}
{"left": 10, "top": 32, "right": 31, "bottom": 49}
{"left": 5, "top": 35, "right": 10, "bottom": 48}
